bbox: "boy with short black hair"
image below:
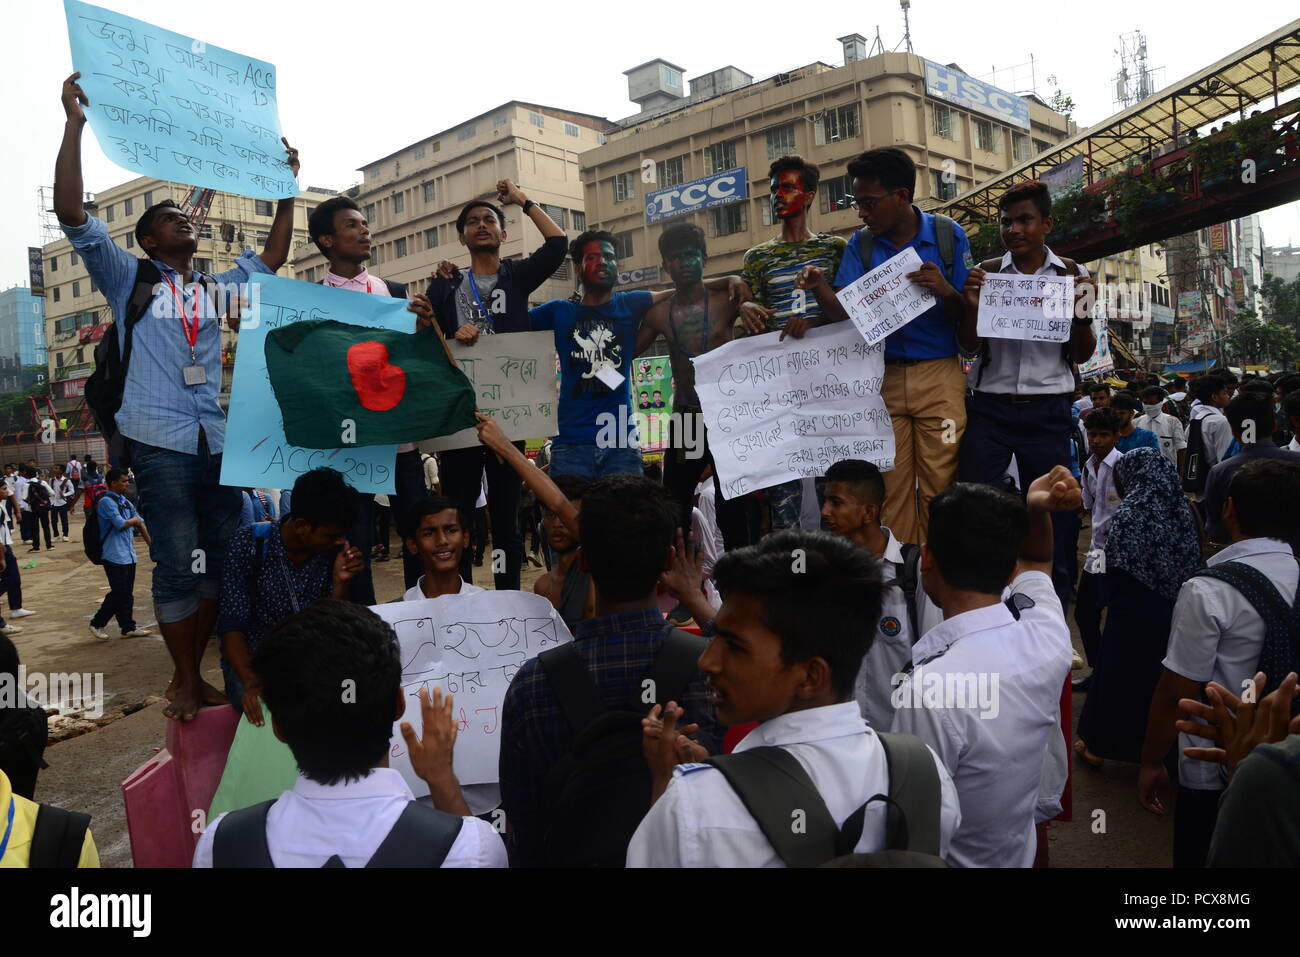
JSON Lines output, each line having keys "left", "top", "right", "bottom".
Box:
{"left": 821, "top": 459, "right": 941, "bottom": 728}
{"left": 88, "top": 468, "right": 151, "bottom": 642}
{"left": 532, "top": 474, "right": 593, "bottom": 628}
{"left": 1075, "top": 407, "right": 1124, "bottom": 684}
{"left": 628, "top": 528, "right": 960, "bottom": 867}
{"left": 1201, "top": 392, "right": 1300, "bottom": 545}
{"left": 194, "top": 599, "right": 506, "bottom": 868}
{"left": 1137, "top": 385, "right": 1187, "bottom": 471}
{"left": 1110, "top": 391, "right": 1162, "bottom": 453}
{"left": 1186, "top": 374, "right": 1233, "bottom": 507}
{"left": 401, "top": 496, "right": 483, "bottom": 601}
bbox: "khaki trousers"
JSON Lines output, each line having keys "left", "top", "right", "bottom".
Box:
{"left": 880, "top": 355, "right": 967, "bottom": 545}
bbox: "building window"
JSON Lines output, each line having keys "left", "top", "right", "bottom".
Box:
{"left": 414, "top": 145, "right": 426, "bottom": 159}
{"left": 198, "top": 223, "right": 212, "bottom": 240}
{"left": 975, "top": 119, "right": 996, "bottom": 152}
{"left": 613, "top": 232, "right": 634, "bottom": 260}
{"left": 194, "top": 257, "right": 212, "bottom": 273}
{"left": 71, "top": 252, "right": 78, "bottom": 265}
{"left": 56, "top": 352, "right": 63, "bottom": 368}
{"left": 540, "top": 204, "right": 567, "bottom": 228}
{"left": 597, "top": 133, "right": 607, "bottom": 146}
{"left": 551, "top": 261, "right": 572, "bottom": 282}
{"left": 255, "top": 199, "right": 273, "bottom": 216}
{"left": 710, "top": 204, "right": 746, "bottom": 236}
{"left": 53, "top": 287, "right": 60, "bottom": 303}
{"left": 364, "top": 203, "right": 376, "bottom": 223}
{"left": 760, "top": 197, "right": 775, "bottom": 227}
{"left": 529, "top": 111, "right": 545, "bottom": 128}
{"left": 1033, "top": 138, "right": 1052, "bottom": 155}
{"left": 564, "top": 121, "right": 580, "bottom": 137}
{"left": 425, "top": 227, "right": 438, "bottom": 249}
{"left": 431, "top": 141, "right": 440, "bottom": 153}
{"left": 932, "top": 103, "right": 953, "bottom": 140}
{"left": 423, "top": 181, "right": 436, "bottom": 203}
{"left": 371, "top": 245, "right": 381, "bottom": 265}
{"left": 144, "top": 190, "right": 153, "bottom": 206}
{"left": 570, "top": 209, "right": 586, "bottom": 231}
{"left": 126, "top": 233, "right": 135, "bottom": 248}
{"left": 613, "top": 172, "right": 636, "bottom": 203}
{"left": 50, "top": 256, "right": 57, "bottom": 271}
{"left": 817, "top": 104, "right": 860, "bottom": 144}
{"left": 393, "top": 192, "right": 405, "bottom": 214}
{"left": 72, "top": 281, "right": 80, "bottom": 298}
{"left": 818, "top": 174, "right": 854, "bottom": 214}
{"left": 76, "top": 347, "right": 84, "bottom": 364}
{"left": 105, "top": 204, "right": 115, "bottom": 223}
{"left": 657, "top": 155, "right": 687, "bottom": 188}
{"left": 395, "top": 237, "right": 407, "bottom": 258}
{"left": 766, "top": 123, "right": 797, "bottom": 160}
{"left": 123, "top": 197, "right": 134, "bottom": 216}
{"left": 932, "top": 170, "right": 960, "bottom": 201}
{"left": 366, "top": 167, "right": 379, "bottom": 180}
{"left": 662, "top": 66, "right": 681, "bottom": 88}
{"left": 1012, "top": 133, "right": 1031, "bottom": 163}
{"left": 457, "top": 125, "right": 476, "bottom": 141}
{"left": 255, "top": 231, "right": 269, "bottom": 245}
{"left": 492, "top": 114, "right": 508, "bottom": 128}
{"left": 703, "top": 140, "right": 737, "bottom": 174}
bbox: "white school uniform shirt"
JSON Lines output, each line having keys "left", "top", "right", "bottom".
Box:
{"left": 402, "top": 578, "right": 485, "bottom": 602}
{"left": 966, "top": 249, "right": 1090, "bottom": 395}
{"left": 192, "top": 768, "right": 506, "bottom": 868}
{"left": 890, "top": 570, "right": 1072, "bottom": 868}
{"left": 0, "top": 501, "right": 11, "bottom": 547}
{"left": 1134, "top": 411, "right": 1187, "bottom": 467}
{"left": 1162, "top": 537, "right": 1300, "bottom": 791}
{"left": 626, "top": 701, "right": 960, "bottom": 867}
{"left": 1189, "top": 405, "right": 1233, "bottom": 502}
{"left": 1081, "top": 448, "right": 1123, "bottom": 573}
{"left": 694, "top": 480, "right": 725, "bottom": 558}
{"left": 48, "top": 477, "right": 73, "bottom": 508}
{"left": 13, "top": 475, "right": 28, "bottom": 513}
{"left": 1289, "top": 436, "right": 1300, "bottom": 453}
{"left": 854, "top": 527, "right": 944, "bottom": 730}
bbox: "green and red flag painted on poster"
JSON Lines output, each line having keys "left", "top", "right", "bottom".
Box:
{"left": 265, "top": 320, "right": 477, "bottom": 449}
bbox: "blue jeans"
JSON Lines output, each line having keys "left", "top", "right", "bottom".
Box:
{"left": 549, "top": 443, "right": 643, "bottom": 481}
{"left": 129, "top": 435, "right": 242, "bottom": 623}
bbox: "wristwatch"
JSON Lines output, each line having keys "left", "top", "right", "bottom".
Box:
{"left": 521, "top": 199, "right": 536, "bottom": 214}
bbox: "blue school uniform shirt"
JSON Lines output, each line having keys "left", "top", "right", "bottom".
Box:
{"left": 96, "top": 491, "right": 139, "bottom": 565}
{"left": 529, "top": 292, "right": 654, "bottom": 445}
{"left": 833, "top": 207, "right": 972, "bottom": 362}
{"left": 1116, "top": 427, "right": 1161, "bottom": 454}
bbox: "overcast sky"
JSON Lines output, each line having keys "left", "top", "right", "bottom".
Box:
{"left": 5, "top": 0, "right": 1298, "bottom": 290}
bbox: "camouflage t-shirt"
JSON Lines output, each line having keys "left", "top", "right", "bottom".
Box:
{"left": 741, "top": 233, "right": 847, "bottom": 331}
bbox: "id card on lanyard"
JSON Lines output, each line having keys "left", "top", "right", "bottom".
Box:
{"left": 164, "top": 274, "right": 206, "bottom": 386}
{"left": 466, "top": 271, "right": 495, "bottom": 331}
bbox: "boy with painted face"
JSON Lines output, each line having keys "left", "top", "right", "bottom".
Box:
{"left": 638, "top": 222, "right": 751, "bottom": 549}
{"left": 531, "top": 231, "right": 739, "bottom": 481}
{"left": 735, "top": 156, "right": 848, "bottom": 534}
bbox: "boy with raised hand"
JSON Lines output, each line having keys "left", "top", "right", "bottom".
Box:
{"left": 400, "top": 496, "right": 484, "bottom": 601}
{"left": 531, "top": 474, "right": 594, "bottom": 629}
{"left": 217, "top": 468, "right": 364, "bottom": 726}
{"left": 195, "top": 600, "right": 505, "bottom": 868}
{"left": 54, "top": 73, "right": 300, "bottom": 721}
{"left": 628, "top": 529, "right": 960, "bottom": 867}
{"left": 889, "top": 467, "right": 1078, "bottom": 867}
{"left": 821, "top": 459, "right": 942, "bottom": 729}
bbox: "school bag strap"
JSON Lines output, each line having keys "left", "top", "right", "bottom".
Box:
{"left": 29, "top": 804, "right": 92, "bottom": 868}
{"left": 891, "top": 543, "right": 923, "bottom": 644}
{"left": 382, "top": 279, "right": 409, "bottom": 300}
{"left": 855, "top": 213, "right": 956, "bottom": 283}
{"left": 212, "top": 798, "right": 277, "bottom": 867}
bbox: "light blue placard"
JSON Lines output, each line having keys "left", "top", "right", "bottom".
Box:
{"left": 65, "top": 0, "right": 296, "bottom": 198}
{"left": 221, "top": 275, "right": 415, "bottom": 495}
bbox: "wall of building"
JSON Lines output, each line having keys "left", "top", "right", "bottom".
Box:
{"left": 0, "top": 287, "right": 47, "bottom": 393}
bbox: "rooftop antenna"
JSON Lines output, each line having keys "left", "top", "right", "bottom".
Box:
{"left": 868, "top": 26, "right": 886, "bottom": 57}
{"left": 898, "top": 0, "right": 914, "bottom": 54}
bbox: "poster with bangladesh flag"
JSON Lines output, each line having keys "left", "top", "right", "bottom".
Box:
{"left": 265, "top": 320, "right": 476, "bottom": 448}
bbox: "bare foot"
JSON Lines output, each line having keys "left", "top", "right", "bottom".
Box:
{"left": 163, "top": 685, "right": 204, "bottom": 722}
{"left": 200, "top": 681, "right": 228, "bottom": 706}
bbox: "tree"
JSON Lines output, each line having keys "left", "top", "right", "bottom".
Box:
{"left": 1046, "top": 75, "right": 1075, "bottom": 121}
{"left": 1260, "top": 272, "right": 1300, "bottom": 334}
{"left": 1225, "top": 309, "right": 1300, "bottom": 367}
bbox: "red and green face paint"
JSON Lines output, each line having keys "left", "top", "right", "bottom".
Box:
{"left": 770, "top": 169, "right": 810, "bottom": 221}
{"left": 663, "top": 245, "right": 705, "bottom": 284}
{"left": 579, "top": 240, "right": 617, "bottom": 290}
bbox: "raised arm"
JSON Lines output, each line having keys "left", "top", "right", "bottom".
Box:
{"left": 498, "top": 179, "right": 565, "bottom": 240}
{"left": 258, "top": 137, "right": 301, "bottom": 272}
{"left": 474, "top": 413, "right": 579, "bottom": 539}
{"left": 54, "top": 74, "right": 89, "bottom": 227}
{"left": 1019, "top": 465, "right": 1082, "bottom": 576}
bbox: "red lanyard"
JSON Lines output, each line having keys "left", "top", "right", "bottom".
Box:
{"left": 163, "top": 274, "right": 201, "bottom": 361}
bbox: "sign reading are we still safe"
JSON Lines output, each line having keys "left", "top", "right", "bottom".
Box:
{"left": 64, "top": 0, "right": 296, "bottom": 198}
{"left": 835, "top": 247, "right": 935, "bottom": 346}
{"left": 976, "top": 273, "right": 1075, "bottom": 343}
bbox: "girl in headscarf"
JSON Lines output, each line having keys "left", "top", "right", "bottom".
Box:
{"left": 1075, "top": 447, "right": 1202, "bottom": 765}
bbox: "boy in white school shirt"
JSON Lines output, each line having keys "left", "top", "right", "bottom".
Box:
{"left": 400, "top": 496, "right": 484, "bottom": 602}
{"left": 1138, "top": 458, "right": 1300, "bottom": 869}
{"left": 195, "top": 599, "right": 505, "bottom": 868}
{"left": 1136, "top": 385, "right": 1188, "bottom": 472}
{"left": 1074, "top": 407, "right": 1124, "bottom": 687}
{"left": 889, "top": 467, "right": 1077, "bottom": 867}
{"left": 627, "top": 529, "right": 961, "bottom": 868}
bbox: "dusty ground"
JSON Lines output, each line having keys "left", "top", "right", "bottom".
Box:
{"left": 17, "top": 517, "right": 1171, "bottom": 868}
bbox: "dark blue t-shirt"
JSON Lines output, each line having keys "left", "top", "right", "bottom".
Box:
{"left": 530, "top": 291, "right": 654, "bottom": 445}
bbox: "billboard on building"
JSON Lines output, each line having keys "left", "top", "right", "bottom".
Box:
{"left": 645, "top": 168, "right": 747, "bottom": 224}
{"left": 1209, "top": 224, "right": 1227, "bottom": 251}
{"left": 1231, "top": 268, "right": 1246, "bottom": 302}
{"left": 1176, "top": 291, "right": 1202, "bottom": 320}
{"left": 923, "top": 60, "right": 1030, "bottom": 130}
{"left": 27, "top": 247, "right": 44, "bottom": 297}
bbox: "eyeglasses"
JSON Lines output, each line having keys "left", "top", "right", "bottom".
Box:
{"left": 843, "top": 193, "right": 892, "bottom": 211}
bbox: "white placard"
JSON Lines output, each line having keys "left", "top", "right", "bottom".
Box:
{"left": 693, "top": 322, "right": 894, "bottom": 500}
{"left": 373, "top": 591, "right": 573, "bottom": 792}
{"left": 835, "top": 247, "right": 934, "bottom": 345}
{"left": 976, "top": 272, "right": 1075, "bottom": 343}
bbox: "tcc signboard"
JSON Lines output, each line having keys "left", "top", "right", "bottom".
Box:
{"left": 646, "top": 167, "right": 747, "bottom": 223}
{"left": 924, "top": 60, "right": 1030, "bottom": 130}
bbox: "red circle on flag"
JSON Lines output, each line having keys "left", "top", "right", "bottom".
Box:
{"left": 347, "top": 340, "right": 406, "bottom": 411}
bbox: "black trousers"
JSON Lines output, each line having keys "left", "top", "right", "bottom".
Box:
{"left": 1074, "top": 570, "right": 1109, "bottom": 667}
{"left": 441, "top": 442, "right": 524, "bottom": 590}
{"left": 18, "top": 510, "right": 33, "bottom": 544}
{"left": 28, "top": 509, "right": 52, "bottom": 550}
{"left": 52, "top": 504, "right": 69, "bottom": 537}
{"left": 1174, "top": 784, "right": 1222, "bottom": 868}
{"left": 0, "top": 544, "right": 22, "bottom": 612}
{"left": 91, "top": 560, "right": 136, "bottom": 632}
{"left": 662, "top": 413, "right": 751, "bottom": 551}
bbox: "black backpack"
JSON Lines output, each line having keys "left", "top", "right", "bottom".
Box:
{"left": 705, "top": 731, "right": 948, "bottom": 867}
{"left": 211, "top": 797, "right": 463, "bottom": 867}
{"left": 1190, "top": 559, "right": 1300, "bottom": 715}
{"left": 27, "top": 805, "right": 92, "bottom": 868}
{"left": 84, "top": 259, "right": 220, "bottom": 469}
{"left": 890, "top": 543, "right": 923, "bottom": 642}
{"left": 81, "top": 487, "right": 124, "bottom": 566}
{"left": 0, "top": 695, "right": 49, "bottom": 801}
{"left": 1182, "top": 416, "right": 1208, "bottom": 493}
{"left": 856, "top": 213, "right": 957, "bottom": 281}
{"left": 25, "top": 481, "right": 50, "bottom": 512}
{"left": 537, "top": 628, "right": 707, "bottom": 868}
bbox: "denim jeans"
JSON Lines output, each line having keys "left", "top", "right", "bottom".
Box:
{"left": 129, "top": 434, "right": 242, "bottom": 623}
{"left": 549, "top": 442, "right": 643, "bottom": 481}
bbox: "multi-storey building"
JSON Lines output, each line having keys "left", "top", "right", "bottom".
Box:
{"left": 0, "top": 287, "right": 47, "bottom": 394}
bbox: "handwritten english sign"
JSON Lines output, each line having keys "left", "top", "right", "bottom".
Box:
{"left": 835, "top": 247, "right": 934, "bottom": 346}
{"left": 693, "top": 322, "right": 895, "bottom": 500}
{"left": 976, "top": 272, "right": 1075, "bottom": 343}
{"left": 222, "top": 275, "right": 405, "bottom": 494}
{"left": 420, "top": 332, "right": 559, "bottom": 452}
{"left": 65, "top": 0, "right": 296, "bottom": 198}
{"left": 375, "top": 591, "right": 573, "bottom": 791}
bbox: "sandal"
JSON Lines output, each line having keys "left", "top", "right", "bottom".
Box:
{"left": 1073, "top": 738, "right": 1103, "bottom": 768}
